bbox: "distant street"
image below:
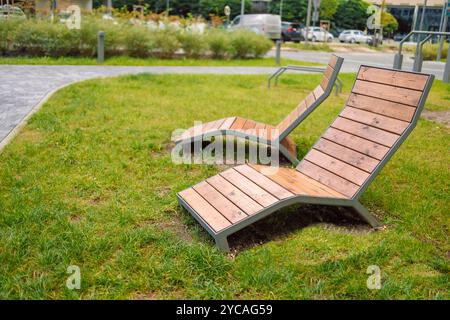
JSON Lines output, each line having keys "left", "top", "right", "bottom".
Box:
{"left": 269, "top": 49, "right": 446, "bottom": 79}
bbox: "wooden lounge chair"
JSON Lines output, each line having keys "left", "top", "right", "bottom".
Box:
{"left": 177, "top": 66, "right": 434, "bottom": 251}
{"left": 175, "top": 55, "right": 344, "bottom": 164}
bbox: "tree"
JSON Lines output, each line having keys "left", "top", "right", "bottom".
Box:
{"left": 381, "top": 11, "right": 398, "bottom": 36}
{"left": 334, "top": 0, "right": 369, "bottom": 30}
{"left": 268, "top": 0, "right": 307, "bottom": 23}
{"left": 320, "top": 0, "right": 338, "bottom": 21}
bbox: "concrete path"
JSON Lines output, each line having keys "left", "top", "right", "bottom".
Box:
{"left": 270, "top": 49, "right": 446, "bottom": 79}
{"left": 0, "top": 65, "right": 283, "bottom": 149}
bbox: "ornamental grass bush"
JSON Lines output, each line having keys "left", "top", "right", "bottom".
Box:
{"left": 0, "top": 17, "right": 274, "bottom": 59}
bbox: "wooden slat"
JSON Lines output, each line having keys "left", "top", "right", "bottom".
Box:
{"left": 220, "top": 169, "right": 278, "bottom": 207}
{"left": 193, "top": 181, "right": 247, "bottom": 223}
{"left": 240, "top": 119, "right": 257, "bottom": 136}
{"left": 251, "top": 164, "right": 344, "bottom": 198}
{"left": 280, "top": 136, "right": 297, "bottom": 158}
{"left": 324, "top": 64, "right": 334, "bottom": 79}
{"left": 296, "top": 160, "right": 359, "bottom": 198}
{"left": 230, "top": 117, "right": 247, "bottom": 130}
{"left": 314, "top": 138, "right": 379, "bottom": 173}
{"left": 234, "top": 165, "right": 294, "bottom": 200}
{"left": 207, "top": 175, "right": 263, "bottom": 215}
{"left": 219, "top": 117, "right": 236, "bottom": 129}
{"left": 341, "top": 107, "right": 409, "bottom": 135}
{"left": 352, "top": 80, "right": 422, "bottom": 107}
{"left": 329, "top": 55, "right": 339, "bottom": 68}
{"left": 347, "top": 93, "right": 416, "bottom": 122}
{"left": 305, "top": 92, "right": 316, "bottom": 108}
{"left": 322, "top": 127, "right": 389, "bottom": 161}
{"left": 205, "top": 119, "right": 226, "bottom": 133}
{"left": 313, "top": 85, "right": 325, "bottom": 100}
{"left": 179, "top": 188, "right": 231, "bottom": 232}
{"left": 320, "top": 74, "right": 330, "bottom": 91}
{"left": 332, "top": 117, "right": 400, "bottom": 147}
{"left": 304, "top": 149, "right": 370, "bottom": 185}
{"left": 357, "top": 66, "right": 428, "bottom": 91}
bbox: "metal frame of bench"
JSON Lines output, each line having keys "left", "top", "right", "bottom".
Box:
{"left": 174, "top": 55, "right": 344, "bottom": 165}
{"left": 268, "top": 65, "right": 343, "bottom": 96}
{"left": 177, "top": 66, "right": 434, "bottom": 252}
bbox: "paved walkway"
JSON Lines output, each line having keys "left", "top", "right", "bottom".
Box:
{"left": 269, "top": 49, "right": 446, "bottom": 79}
{"left": 0, "top": 65, "right": 283, "bottom": 148}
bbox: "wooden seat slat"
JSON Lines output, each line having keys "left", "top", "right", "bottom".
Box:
{"left": 357, "top": 66, "right": 428, "bottom": 91}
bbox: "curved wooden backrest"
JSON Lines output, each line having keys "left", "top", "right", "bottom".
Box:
{"left": 275, "top": 55, "right": 344, "bottom": 141}
{"left": 296, "top": 66, "right": 434, "bottom": 199}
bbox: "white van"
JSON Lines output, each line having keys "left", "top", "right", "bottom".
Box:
{"left": 230, "top": 14, "right": 281, "bottom": 40}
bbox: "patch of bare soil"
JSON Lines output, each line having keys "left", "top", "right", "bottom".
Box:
{"left": 421, "top": 110, "right": 450, "bottom": 128}
{"left": 228, "top": 204, "right": 374, "bottom": 253}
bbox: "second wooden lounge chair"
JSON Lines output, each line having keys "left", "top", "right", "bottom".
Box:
{"left": 175, "top": 55, "right": 344, "bottom": 164}
{"left": 177, "top": 66, "right": 434, "bottom": 251}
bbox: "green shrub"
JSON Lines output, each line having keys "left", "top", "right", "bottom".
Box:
{"left": 123, "top": 25, "right": 155, "bottom": 57}
{"left": 230, "top": 30, "right": 273, "bottom": 58}
{"left": 205, "top": 29, "right": 232, "bottom": 59}
{"left": 0, "top": 18, "right": 274, "bottom": 60}
{"left": 249, "top": 33, "right": 273, "bottom": 58}
{"left": 150, "top": 27, "right": 181, "bottom": 58}
{"left": 421, "top": 42, "right": 448, "bottom": 61}
{"left": 177, "top": 31, "right": 207, "bottom": 58}
{"left": 0, "top": 20, "right": 21, "bottom": 55}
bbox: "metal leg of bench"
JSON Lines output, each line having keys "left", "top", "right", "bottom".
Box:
{"left": 351, "top": 201, "right": 382, "bottom": 229}
{"left": 215, "top": 235, "right": 230, "bottom": 252}
{"left": 278, "top": 145, "right": 299, "bottom": 166}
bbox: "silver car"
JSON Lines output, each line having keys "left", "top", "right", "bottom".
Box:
{"left": 338, "top": 30, "right": 372, "bottom": 44}
{"left": 229, "top": 14, "right": 281, "bottom": 40}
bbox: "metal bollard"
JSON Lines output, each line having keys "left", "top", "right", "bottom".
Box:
{"left": 97, "top": 31, "right": 105, "bottom": 63}
{"left": 393, "top": 53, "right": 403, "bottom": 70}
{"left": 275, "top": 40, "right": 281, "bottom": 66}
{"left": 413, "top": 53, "right": 423, "bottom": 72}
{"left": 443, "top": 44, "right": 450, "bottom": 83}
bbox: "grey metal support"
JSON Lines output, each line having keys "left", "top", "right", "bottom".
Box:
{"left": 393, "top": 53, "right": 403, "bottom": 70}
{"left": 215, "top": 236, "right": 230, "bottom": 252}
{"left": 444, "top": 44, "right": 450, "bottom": 83}
{"left": 97, "top": 31, "right": 105, "bottom": 63}
{"left": 394, "top": 30, "right": 450, "bottom": 71}
{"left": 413, "top": 34, "right": 432, "bottom": 72}
{"left": 351, "top": 201, "right": 382, "bottom": 228}
{"left": 268, "top": 65, "right": 342, "bottom": 96}
{"left": 275, "top": 40, "right": 281, "bottom": 66}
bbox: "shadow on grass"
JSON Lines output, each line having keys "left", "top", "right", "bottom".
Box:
{"left": 227, "top": 204, "right": 372, "bottom": 253}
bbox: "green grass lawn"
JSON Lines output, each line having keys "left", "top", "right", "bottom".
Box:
{"left": 0, "top": 73, "right": 448, "bottom": 299}
{"left": 0, "top": 56, "right": 321, "bottom": 67}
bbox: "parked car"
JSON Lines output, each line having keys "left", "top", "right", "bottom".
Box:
{"left": 338, "top": 30, "right": 372, "bottom": 44}
{"left": 0, "top": 5, "right": 26, "bottom": 20}
{"left": 301, "top": 27, "right": 334, "bottom": 42}
{"left": 229, "top": 14, "right": 281, "bottom": 40}
{"left": 281, "top": 22, "right": 303, "bottom": 42}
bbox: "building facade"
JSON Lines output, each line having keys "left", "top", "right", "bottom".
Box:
{"left": 366, "top": 0, "right": 448, "bottom": 33}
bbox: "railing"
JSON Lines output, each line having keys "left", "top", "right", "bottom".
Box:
{"left": 268, "top": 65, "right": 343, "bottom": 96}
{"left": 393, "top": 30, "right": 450, "bottom": 82}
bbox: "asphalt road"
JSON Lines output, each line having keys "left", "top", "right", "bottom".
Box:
{"left": 269, "top": 49, "right": 447, "bottom": 79}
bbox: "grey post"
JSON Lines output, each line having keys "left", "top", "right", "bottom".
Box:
{"left": 97, "top": 31, "right": 105, "bottom": 63}
{"left": 443, "top": 43, "right": 450, "bottom": 83}
{"left": 275, "top": 40, "right": 281, "bottom": 66}
{"left": 413, "top": 34, "right": 432, "bottom": 72}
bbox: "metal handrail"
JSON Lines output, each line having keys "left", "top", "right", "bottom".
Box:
{"left": 268, "top": 65, "right": 343, "bottom": 96}
{"left": 394, "top": 30, "right": 450, "bottom": 76}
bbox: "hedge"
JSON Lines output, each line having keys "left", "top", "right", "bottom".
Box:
{"left": 0, "top": 17, "right": 274, "bottom": 59}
